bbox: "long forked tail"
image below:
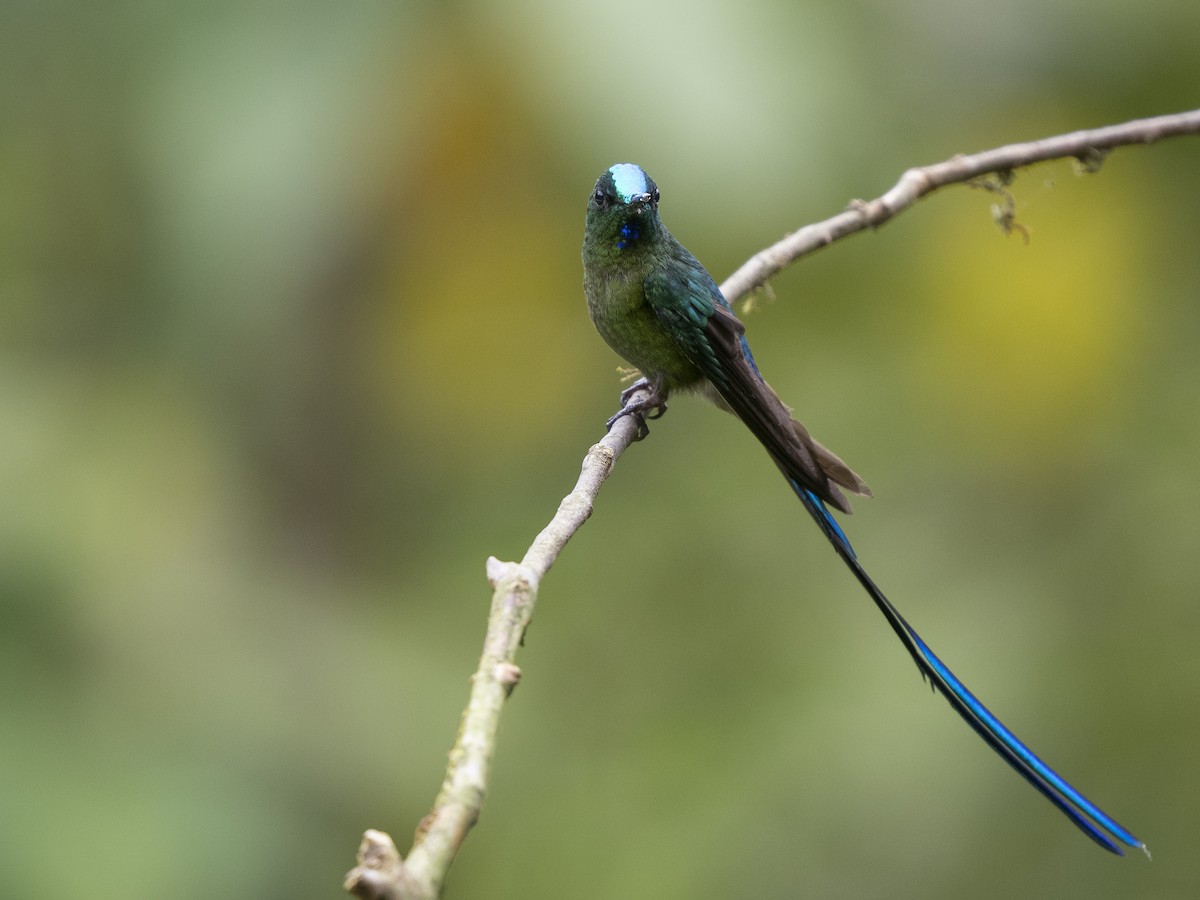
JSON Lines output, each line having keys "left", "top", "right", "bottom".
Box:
{"left": 790, "top": 481, "right": 1146, "bottom": 856}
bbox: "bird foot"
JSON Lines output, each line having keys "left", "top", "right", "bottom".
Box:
{"left": 606, "top": 378, "right": 667, "bottom": 440}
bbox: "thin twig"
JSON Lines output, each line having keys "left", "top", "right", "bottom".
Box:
{"left": 345, "top": 408, "right": 646, "bottom": 899}
{"left": 345, "top": 108, "right": 1200, "bottom": 899}
{"left": 719, "top": 108, "right": 1200, "bottom": 303}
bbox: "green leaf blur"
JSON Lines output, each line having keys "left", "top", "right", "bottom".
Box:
{"left": 2, "top": 2, "right": 1197, "bottom": 898}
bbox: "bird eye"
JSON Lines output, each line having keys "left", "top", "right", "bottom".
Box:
{"left": 592, "top": 188, "right": 608, "bottom": 208}
{"left": 652, "top": 188, "right": 660, "bottom": 204}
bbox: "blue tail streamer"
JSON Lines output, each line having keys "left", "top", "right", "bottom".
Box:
{"left": 791, "top": 481, "right": 1145, "bottom": 856}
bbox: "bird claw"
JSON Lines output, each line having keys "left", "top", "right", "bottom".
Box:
{"left": 606, "top": 378, "right": 667, "bottom": 441}
{"left": 607, "top": 408, "right": 652, "bottom": 440}
{"left": 617, "top": 377, "right": 652, "bottom": 407}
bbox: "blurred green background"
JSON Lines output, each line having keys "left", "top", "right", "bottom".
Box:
{"left": 2, "top": 1, "right": 1198, "bottom": 898}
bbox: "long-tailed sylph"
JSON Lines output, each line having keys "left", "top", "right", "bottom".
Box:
{"left": 581, "top": 162, "right": 1143, "bottom": 855}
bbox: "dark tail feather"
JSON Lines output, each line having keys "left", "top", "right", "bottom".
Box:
{"left": 790, "top": 480, "right": 1146, "bottom": 856}
{"left": 795, "top": 421, "right": 872, "bottom": 502}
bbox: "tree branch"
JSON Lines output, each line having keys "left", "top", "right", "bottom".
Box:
{"left": 719, "top": 108, "right": 1200, "bottom": 303}
{"left": 345, "top": 412, "right": 645, "bottom": 900}
{"left": 344, "top": 108, "right": 1200, "bottom": 898}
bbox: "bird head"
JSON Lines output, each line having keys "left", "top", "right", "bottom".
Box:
{"left": 586, "top": 163, "right": 662, "bottom": 252}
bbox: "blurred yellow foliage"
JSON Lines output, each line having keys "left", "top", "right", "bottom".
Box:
{"left": 912, "top": 169, "right": 1144, "bottom": 463}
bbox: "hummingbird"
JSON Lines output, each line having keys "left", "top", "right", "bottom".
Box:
{"left": 581, "top": 162, "right": 1144, "bottom": 856}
